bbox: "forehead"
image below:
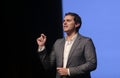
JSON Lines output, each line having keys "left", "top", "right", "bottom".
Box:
{"left": 64, "top": 15, "right": 74, "bottom": 19}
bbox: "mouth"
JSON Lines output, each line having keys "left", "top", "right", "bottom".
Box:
{"left": 63, "top": 25, "right": 68, "bottom": 28}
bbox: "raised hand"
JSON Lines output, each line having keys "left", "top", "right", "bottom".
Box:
{"left": 36, "top": 33, "right": 47, "bottom": 47}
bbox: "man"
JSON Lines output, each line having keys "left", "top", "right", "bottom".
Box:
{"left": 36, "top": 12, "right": 97, "bottom": 78}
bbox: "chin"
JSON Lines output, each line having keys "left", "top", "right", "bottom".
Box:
{"left": 63, "top": 29, "right": 68, "bottom": 31}
{"left": 64, "top": 30, "right": 68, "bottom": 32}
{"left": 64, "top": 31, "right": 69, "bottom": 34}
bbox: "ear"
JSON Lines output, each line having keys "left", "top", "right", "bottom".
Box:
{"left": 75, "top": 23, "right": 80, "bottom": 28}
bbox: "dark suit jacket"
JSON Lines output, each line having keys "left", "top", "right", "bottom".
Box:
{"left": 38, "top": 33, "right": 97, "bottom": 78}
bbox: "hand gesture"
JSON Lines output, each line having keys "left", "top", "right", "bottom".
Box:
{"left": 57, "top": 67, "right": 68, "bottom": 76}
{"left": 36, "top": 33, "right": 47, "bottom": 47}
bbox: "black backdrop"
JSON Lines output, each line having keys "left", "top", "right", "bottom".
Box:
{"left": 4, "top": 0, "right": 63, "bottom": 78}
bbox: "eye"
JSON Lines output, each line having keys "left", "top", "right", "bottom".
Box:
{"left": 66, "top": 19, "right": 71, "bottom": 22}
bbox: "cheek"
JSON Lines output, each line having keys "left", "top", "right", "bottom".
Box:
{"left": 69, "top": 24, "right": 75, "bottom": 29}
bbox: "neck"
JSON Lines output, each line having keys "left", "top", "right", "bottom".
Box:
{"left": 66, "top": 32, "right": 77, "bottom": 41}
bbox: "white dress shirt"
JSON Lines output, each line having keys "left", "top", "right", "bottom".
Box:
{"left": 63, "top": 33, "right": 77, "bottom": 75}
{"left": 63, "top": 33, "right": 77, "bottom": 68}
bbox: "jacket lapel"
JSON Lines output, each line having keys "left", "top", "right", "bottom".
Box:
{"left": 66, "top": 34, "right": 82, "bottom": 66}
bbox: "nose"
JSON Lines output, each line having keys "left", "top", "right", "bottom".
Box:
{"left": 63, "top": 21, "right": 66, "bottom": 25}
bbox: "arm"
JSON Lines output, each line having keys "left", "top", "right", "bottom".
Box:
{"left": 36, "top": 33, "right": 50, "bottom": 70}
{"left": 36, "top": 34, "right": 56, "bottom": 70}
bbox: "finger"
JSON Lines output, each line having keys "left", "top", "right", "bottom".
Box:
{"left": 57, "top": 67, "right": 62, "bottom": 71}
{"left": 37, "top": 37, "right": 41, "bottom": 41}
{"left": 41, "top": 34, "right": 46, "bottom": 39}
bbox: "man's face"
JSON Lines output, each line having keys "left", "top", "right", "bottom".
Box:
{"left": 63, "top": 15, "right": 76, "bottom": 33}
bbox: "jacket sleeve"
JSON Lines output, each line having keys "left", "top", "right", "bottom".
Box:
{"left": 37, "top": 45, "right": 56, "bottom": 71}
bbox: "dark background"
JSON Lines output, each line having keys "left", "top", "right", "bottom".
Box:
{"left": 4, "top": 0, "right": 63, "bottom": 78}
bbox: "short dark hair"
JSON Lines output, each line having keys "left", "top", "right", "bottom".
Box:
{"left": 65, "top": 12, "right": 82, "bottom": 32}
